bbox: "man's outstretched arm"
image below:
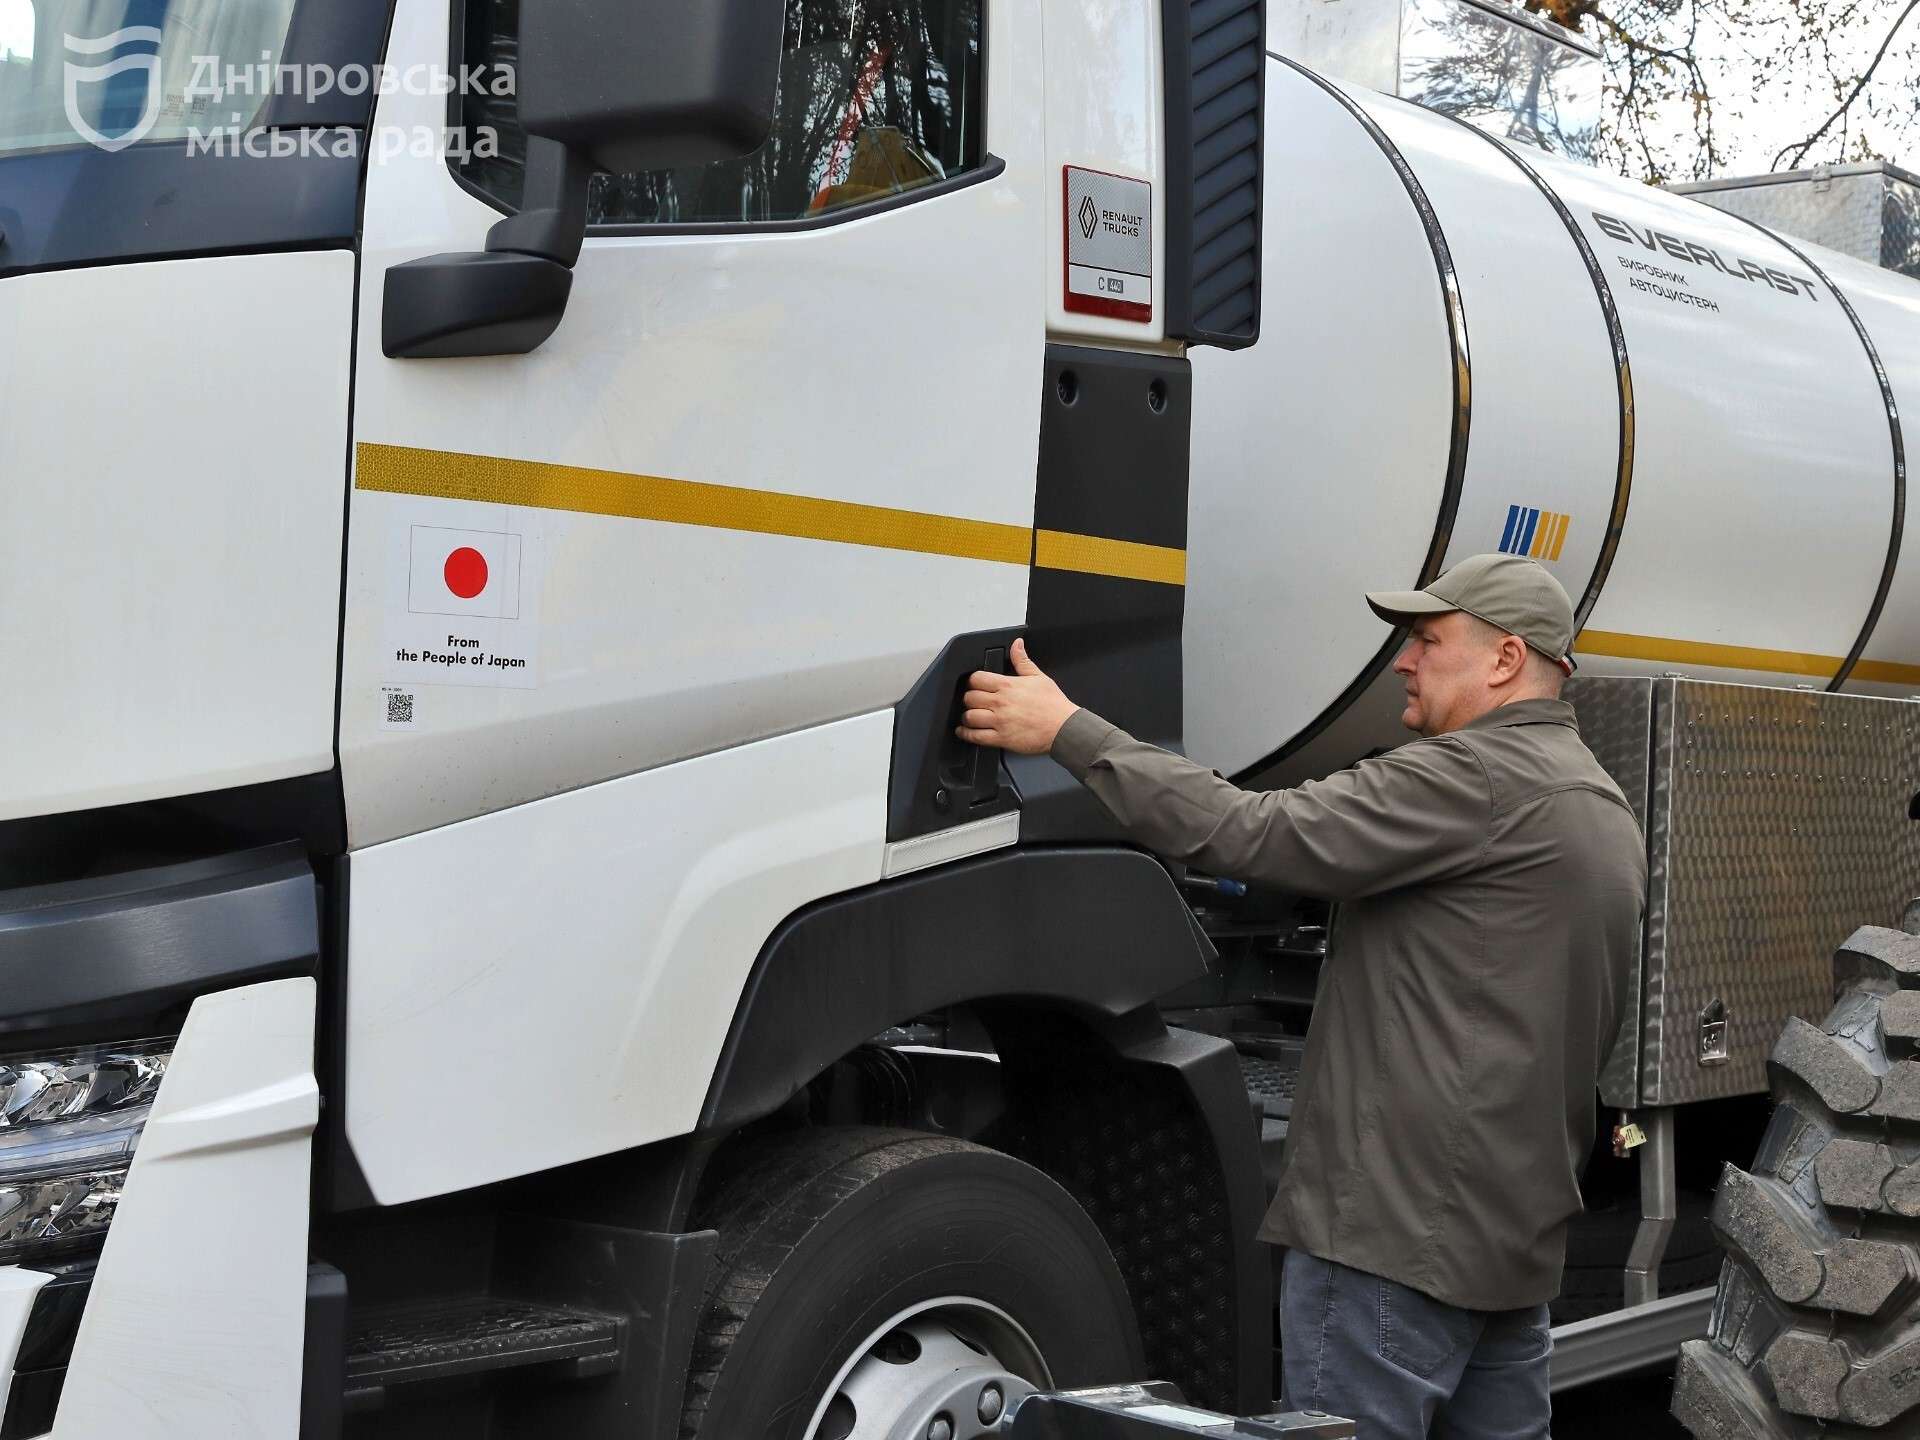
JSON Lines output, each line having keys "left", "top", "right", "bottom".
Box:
{"left": 958, "top": 640, "right": 1490, "bottom": 900}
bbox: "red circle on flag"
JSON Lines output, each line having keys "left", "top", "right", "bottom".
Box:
{"left": 444, "top": 546, "right": 489, "bottom": 599}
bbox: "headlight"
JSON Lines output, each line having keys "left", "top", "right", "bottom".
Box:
{"left": 0, "top": 1039, "right": 172, "bottom": 1263}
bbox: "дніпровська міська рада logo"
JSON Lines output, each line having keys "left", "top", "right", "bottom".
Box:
{"left": 63, "top": 27, "right": 163, "bottom": 153}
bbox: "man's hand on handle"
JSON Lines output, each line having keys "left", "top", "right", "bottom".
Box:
{"left": 955, "top": 638, "right": 1079, "bottom": 756}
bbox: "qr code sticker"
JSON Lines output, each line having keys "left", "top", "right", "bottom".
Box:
{"left": 383, "top": 690, "right": 415, "bottom": 727}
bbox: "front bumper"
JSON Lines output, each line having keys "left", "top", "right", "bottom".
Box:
{"left": 0, "top": 978, "right": 318, "bottom": 1438}
{"left": 0, "top": 846, "right": 323, "bottom": 1439}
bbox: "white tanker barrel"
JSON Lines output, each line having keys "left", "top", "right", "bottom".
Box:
{"left": 1185, "top": 56, "right": 1916, "bottom": 787}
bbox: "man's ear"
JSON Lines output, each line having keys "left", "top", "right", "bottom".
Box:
{"left": 1493, "top": 634, "right": 1529, "bottom": 685}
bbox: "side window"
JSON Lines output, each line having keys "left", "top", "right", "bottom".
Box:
{"left": 458, "top": 0, "right": 985, "bottom": 226}
{"left": 0, "top": 0, "right": 29, "bottom": 144}
{"left": 0, "top": 0, "right": 32, "bottom": 63}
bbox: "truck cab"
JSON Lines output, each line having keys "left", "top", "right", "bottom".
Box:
{"left": 0, "top": 2, "right": 1270, "bottom": 1435}
{"left": 5, "top": 0, "right": 1920, "bottom": 1435}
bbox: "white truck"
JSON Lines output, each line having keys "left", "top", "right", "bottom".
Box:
{"left": 0, "top": 0, "right": 1917, "bottom": 1436}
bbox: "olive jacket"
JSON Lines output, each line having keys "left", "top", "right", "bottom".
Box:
{"left": 1049, "top": 697, "right": 1646, "bottom": 1310}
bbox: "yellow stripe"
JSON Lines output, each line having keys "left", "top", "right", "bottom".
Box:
{"left": 356, "top": 441, "right": 1187, "bottom": 586}
{"left": 1576, "top": 629, "right": 1920, "bottom": 686}
{"left": 1033, "top": 529, "right": 1188, "bottom": 586}
{"left": 1852, "top": 656, "right": 1920, "bottom": 685}
{"left": 355, "top": 445, "right": 1182, "bottom": 591}
{"left": 357, "top": 441, "right": 1034, "bottom": 567}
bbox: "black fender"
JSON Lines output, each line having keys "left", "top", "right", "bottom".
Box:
{"left": 983, "top": 1003, "right": 1274, "bottom": 1414}
{"left": 696, "top": 845, "right": 1272, "bottom": 1413}
{"left": 695, "top": 844, "right": 1213, "bottom": 1133}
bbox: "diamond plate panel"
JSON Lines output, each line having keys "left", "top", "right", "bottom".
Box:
{"left": 1888, "top": 177, "right": 1920, "bottom": 279}
{"left": 1571, "top": 678, "right": 1920, "bottom": 1105}
{"left": 1399, "top": 0, "right": 1603, "bottom": 163}
{"left": 1647, "top": 681, "right": 1920, "bottom": 1103}
{"left": 1693, "top": 172, "right": 1884, "bottom": 265}
{"left": 1566, "top": 676, "right": 1655, "bottom": 1106}
{"left": 1684, "top": 165, "right": 1920, "bottom": 281}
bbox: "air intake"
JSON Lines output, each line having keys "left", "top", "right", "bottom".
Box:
{"left": 1162, "top": 0, "right": 1267, "bottom": 349}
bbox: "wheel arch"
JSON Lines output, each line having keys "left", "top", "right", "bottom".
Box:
{"left": 694, "top": 845, "right": 1272, "bottom": 1414}
{"left": 697, "top": 845, "right": 1209, "bottom": 1133}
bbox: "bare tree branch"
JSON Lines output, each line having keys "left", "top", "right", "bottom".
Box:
{"left": 1771, "top": 0, "right": 1920, "bottom": 167}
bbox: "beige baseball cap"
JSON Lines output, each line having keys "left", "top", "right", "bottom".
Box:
{"left": 1365, "top": 553, "right": 1577, "bottom": 674}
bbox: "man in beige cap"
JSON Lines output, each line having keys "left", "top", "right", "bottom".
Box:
{"left": 956, "top": 554, "right": 1645, "bottom": 1440}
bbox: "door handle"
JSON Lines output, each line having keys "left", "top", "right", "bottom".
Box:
{"left": 970, "top": 647, "right": 1006, "bottom": 806}
{"left": 889, "top": 628, "right": 1023, "bottom": 842}
{"left": 939, "top": 646, "right": 1006, "bottom": 813}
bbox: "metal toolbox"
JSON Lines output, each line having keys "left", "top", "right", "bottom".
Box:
{"left": 1673, "top": 162, "right": 1920, "bottom": 282}
{"left": 1569, "top": 677, "right": 1920, "bottom": 1106}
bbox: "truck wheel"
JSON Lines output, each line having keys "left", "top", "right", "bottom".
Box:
{"left": 679, "top": 1126, "right": 1144, "bottom": 1440}
{"left": 1673, "top": 926, "right": 1920, "bottom": 1438}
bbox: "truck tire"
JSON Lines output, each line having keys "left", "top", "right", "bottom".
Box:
{"left": 1673, "top": 926, "right": 1920, "bottom": 1438}
{"left": 679, "top": 1126, "right": 1144, "bottom": 1440}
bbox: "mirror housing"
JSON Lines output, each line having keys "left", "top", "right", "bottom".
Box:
{"left": 519, "top": 0, "right": 785, "bottom": 173}
{"left": 380, "top": 251, "right": 577, "bottom": 360}
{"left": 383, "top": 0, "right": 784, "bottom": 360}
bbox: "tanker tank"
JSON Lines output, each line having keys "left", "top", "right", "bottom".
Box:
{"left": 1184, "top": 56, "right": 1920, "bottom": 790}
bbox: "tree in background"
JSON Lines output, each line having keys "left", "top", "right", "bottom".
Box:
{"left": 1524, "top": 0, "right": 1920, "bottom": 180}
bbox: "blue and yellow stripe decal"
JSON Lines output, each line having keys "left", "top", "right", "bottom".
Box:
{"left": 1499, "top": 504, "right": 1570, "bottom": 561}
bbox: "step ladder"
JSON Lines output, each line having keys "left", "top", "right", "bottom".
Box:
{"left": 342, "top": 1296, "right": 624, "bottom": 1411}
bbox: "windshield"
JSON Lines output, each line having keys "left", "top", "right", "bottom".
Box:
{"left": 0, "top": 0, "right": 296, "bottom": 156}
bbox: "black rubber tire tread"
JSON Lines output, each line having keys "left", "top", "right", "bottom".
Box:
{"left": 679, "top": 1125, "right": 1144, "bottom": 1440}
{"left": 1675, "top": 926, "right": 1920, "bottom": 1438}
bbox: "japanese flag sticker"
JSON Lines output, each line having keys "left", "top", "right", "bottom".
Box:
{"left": 409, "top": 526, "right": 521, "bottom": 618}
{"left": 384, "top": 520, "right": 540, "bottom": 691}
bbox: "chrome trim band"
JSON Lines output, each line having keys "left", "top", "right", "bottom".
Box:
{"left": 1719, "top": 212, "right": 1906, "bottom": 691}
{"left": 1435, "top": 118, "right": 1635, "bottom": 632}
{"left": 1252, "top": 55, "right": 1473, "bottom": 778}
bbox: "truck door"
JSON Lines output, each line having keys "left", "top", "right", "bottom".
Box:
{"left": 340, "top": 0, "right": 1044, "bottom": 847}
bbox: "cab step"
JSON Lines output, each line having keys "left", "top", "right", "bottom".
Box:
{"left": 1236, "top": 1037, "right": 1303, "bottom": 1120}
{"left": 343, "top": 1296, "right": 624, "bottom": 1408}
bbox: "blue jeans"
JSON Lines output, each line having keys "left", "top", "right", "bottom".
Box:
{"left": 1279, "top": 1250, "right": 1552, "bottom": 1440}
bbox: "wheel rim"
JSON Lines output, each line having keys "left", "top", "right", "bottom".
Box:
{"left": 802, "top": 1296, "right": 1052, "bottom": 1440}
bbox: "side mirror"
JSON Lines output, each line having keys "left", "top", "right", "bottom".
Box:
{"left": 383, "top": 0, "right": 784, "bottom": 359}
{"left": 518, "top": 1, "right": 785, "bottom": 173}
